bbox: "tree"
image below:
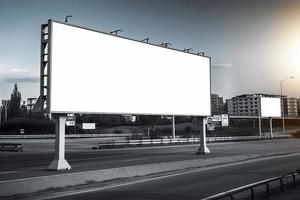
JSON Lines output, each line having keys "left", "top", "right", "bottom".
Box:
{"left": 8, "top": 83, "right": 21, "bottom": 118}
{"left": 20, "top": 101, "right": 28, "bottom": 117}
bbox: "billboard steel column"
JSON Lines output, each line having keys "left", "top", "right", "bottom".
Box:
{"left": 0, "top": 105, "right": 2, "bottom": 126}
{"left": 258, "top": 116, "right": 262, "bottom": 137}
{"left": 270, "top": 117, "right": 273, "bottom": 138}
{"left": 258, "top": 106, "right": 262, "bottom": 137}
{"left": 197, "top": 118, "right": 210, "bottom": 154}
{"left": 48, "top": 115, "right": 71, "bottom": 171}
{"left": 172, "top": 116, "right": 176, "bottom": 139}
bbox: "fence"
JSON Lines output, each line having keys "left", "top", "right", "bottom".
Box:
{"left": 202, "top": 171, "right": 300, "bottom": 200}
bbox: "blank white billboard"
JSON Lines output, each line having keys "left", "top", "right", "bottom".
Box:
{"left": 260, "top": 97, "right": 281, "bottom": 117}
{"left": 82, "top": 123, "right": 96, "bottom": 130}
{"left": 49, "top": 21, "right": 211, "bottom": 116}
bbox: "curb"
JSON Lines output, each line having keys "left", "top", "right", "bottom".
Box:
{"left": 0, "top": 151, "right": 294, "bottom": 197}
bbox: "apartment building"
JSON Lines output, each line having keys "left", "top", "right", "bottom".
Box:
{"left": 226, "top": 93, "right": 281, "bottom": 116}
{"left": 211, "top": 94, "right": 225, "bottom": 115}
{"left": 283, "top": 98, "right": 298, "bottom": 117}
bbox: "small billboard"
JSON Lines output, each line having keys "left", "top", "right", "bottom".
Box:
{"left": 206, "top": 117, "right": 215, "bottom": 131}
{"left": 221, "top": 114, "right": 229, "bottom": 127}
{"left": 82, "top": 123, "right": 96, "bottom": 130}
{"left": 260, "top": 97, "right": 281, "bottom": 117}
{"left": 66, "top": 114, "right": 76, "bottom": 126}
{"left": 212, "top": 115, "right": 222, "bottom": 122}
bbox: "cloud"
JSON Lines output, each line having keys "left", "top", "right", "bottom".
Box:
{"left": 0, "top": 65, "right": 39, "bottom": 83}
{"left": 0, "top": 66, "right": 30, "bottom": 75}
{"left": 4, "top": 77, "right": 39, "bottom": 83}
{"left": 10, "top": 68, "right": 29, "bottom": 73}
{"left": 212, "top": 63, "right": 233, "bottom": 68}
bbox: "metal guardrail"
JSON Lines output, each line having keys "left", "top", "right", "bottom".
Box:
{"left": 95, "top": 135, "right": 291, "bottom": 149}
{"left": 0, "top": 128, "right": 296, "bottom": 139}
{"left": 96, "top": 138, "right": 200, "bottom": 149}
{"left": 202, "top": 171, "right": 300, "bottom": 200}
{"left": 230, "top": 115, "right": 300, "bottom": 120}
{"left": 0, "top": 133, "right": 132, "bottom": 139}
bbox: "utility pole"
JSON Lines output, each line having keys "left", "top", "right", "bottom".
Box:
{"left": 172, "top": 116, "right": 176, "bottom": 139}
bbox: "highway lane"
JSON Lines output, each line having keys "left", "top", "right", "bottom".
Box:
{"left": 47, "top": 153, "right": 300, "bottom": 200}
{"left": 1, "top": 138, "right": 300, "bottom": 181}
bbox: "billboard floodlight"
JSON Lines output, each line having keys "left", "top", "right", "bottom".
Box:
{"left": 141, "top": 38, "right": 149, "bottom": 43}
{"left": 110, "top": 29, "right": 123, "bottom": 35}
{"left": 65, "top": 15, "right": 72, "bottom": 23}
{"left": 183, "top": 48, "right": 193, "bottom": 53}
{"left": 161, "top": 42, "right": 172, "bottom": 47}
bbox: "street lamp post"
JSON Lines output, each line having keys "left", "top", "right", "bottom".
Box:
{"left": 280, "top": 76, "right": 294, "bottom": 135}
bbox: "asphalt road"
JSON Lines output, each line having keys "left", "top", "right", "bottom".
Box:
{"left": 46, "top": 153, "right": 300, "bottom": 200}
{"left": 1, "top": 138, "right": 300, "bottom": 182}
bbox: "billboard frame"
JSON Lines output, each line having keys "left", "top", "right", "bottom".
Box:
{"left": 44, "top": 19, "right": 211, "bottom": 117}
{"left": 42, "top": 19, "right": 212, "bottom": 170}
{"left": 260, "top": 97, "right": 281, "bottom": 118}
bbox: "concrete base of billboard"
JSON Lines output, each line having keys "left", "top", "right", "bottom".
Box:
{"left": 48, "top": 159, "right": 72, "bottom": 171}
{"left": 197, "top": 146, "right": 211, "bottom": 155}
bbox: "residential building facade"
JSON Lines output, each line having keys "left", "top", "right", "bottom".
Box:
{"left": 297, "top": 99, "right": 300, "bottom": 117}
{"left": 211, "top": 94, "right": 225, "bottom": 115}
{"left": 283, "top": 98, "right": 298, "bottom": 117}
{"left": 226, "top": 93, "right": 281, "bottom": 116}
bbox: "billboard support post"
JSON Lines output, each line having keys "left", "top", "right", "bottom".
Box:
{"left": 258, "top": 106, "right": 262, "bottom": 137}
{"left": 48, "top": 114, "right": 71, "bottom": 171}
{"left": 269, "top": 117, "right": 273, "bottom": 138}
{"left": 172, "top": 116, "right": 176, "bottom": 139}
{"left": 197, "top": 118, "right": 210, "bottom": 154}
{"left": 258, "top": 115, "right": 262, "bottom": 137}
{"left": 260, "top": 97, "right": 281, "bottom": 137}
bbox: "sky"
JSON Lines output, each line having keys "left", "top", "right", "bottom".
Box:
{"left": 0, "top": 0, "right": 300, "bottom": 102}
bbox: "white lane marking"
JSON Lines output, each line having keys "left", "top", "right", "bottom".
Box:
{"left": 122, "top": 158, "right": 148, "bottom": 162}
{"left": 70, "top": 155, "right": 124, "bottom": 162}
{"left": 0, "top": 171, "right": 16, "bottom": 175}
{"left": 38, "top": 152, "right": 300, "bottom": 200}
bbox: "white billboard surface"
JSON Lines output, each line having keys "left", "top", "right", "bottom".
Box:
{"left": 49, "top": 21, "right": 211, "bottom": 116}
{"left": 260, "top": 97, "right": 281, "bottom": 117}
{"left": 212, "top": 115, "right": 222, "bottom": 122}
{"left": 82, "top": 123, "right": 96, "bottom": 130}
{"left": 221, "top": 114, "right": 229, "bottom": 127}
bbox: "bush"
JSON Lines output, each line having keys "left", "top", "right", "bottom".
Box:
{"left": 113, "top": 129, "right": 123, "bottom": 134}
{"left": 0, "top": 117, "right": 54, "bottom": 134}
{"left": 185, "top": 126, "right": 192, "bottom": 133}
